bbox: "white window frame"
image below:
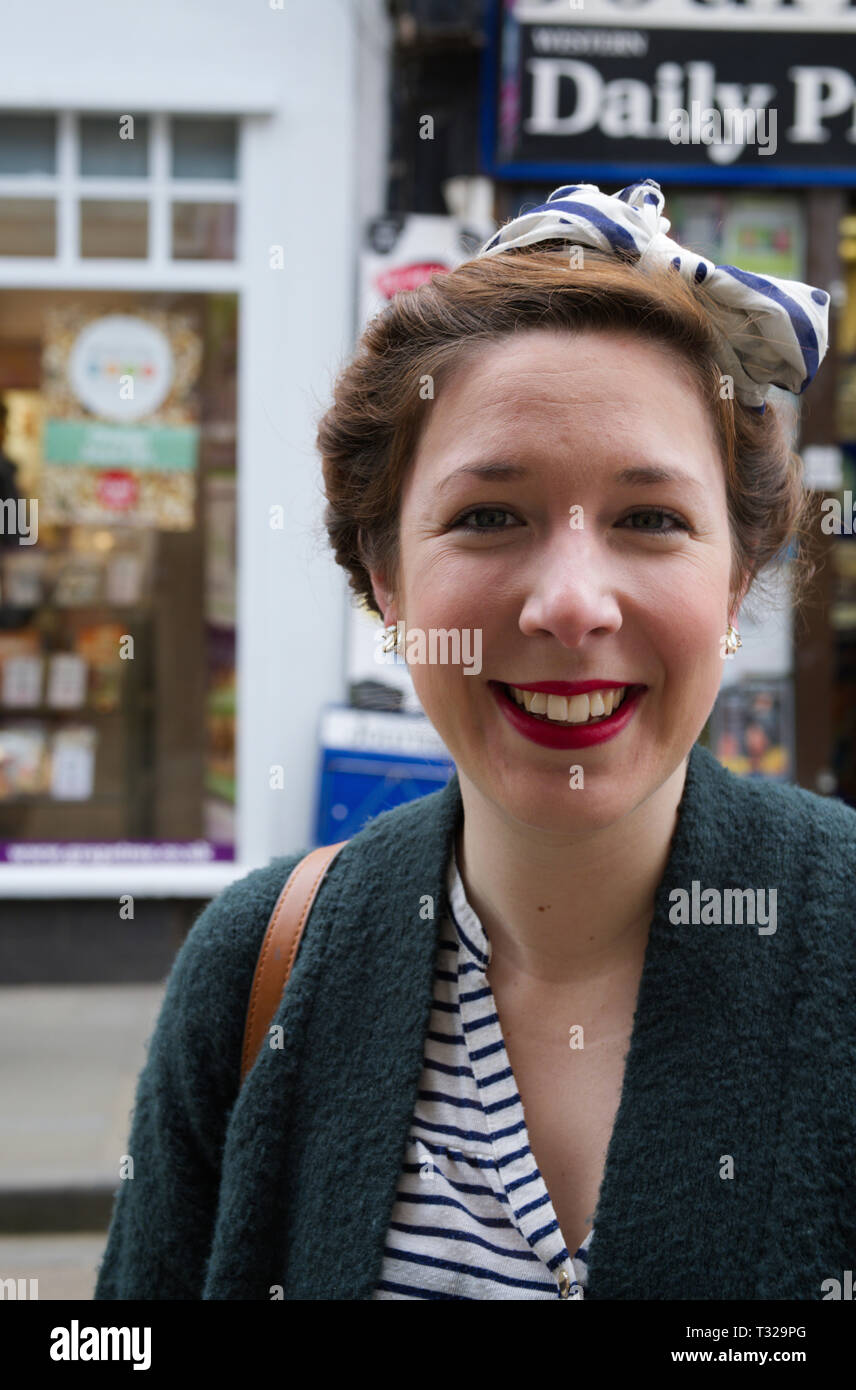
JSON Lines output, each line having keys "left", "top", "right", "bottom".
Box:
{"left": 0, "top": 109, "right": 247, "bottom": 894}
{"left": 0, "top": 110, "right": 244, "bottom": 289}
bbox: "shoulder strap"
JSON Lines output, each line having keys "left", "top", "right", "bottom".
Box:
{"left": 240, "top": 840, "right": 348, "bottom": 1086}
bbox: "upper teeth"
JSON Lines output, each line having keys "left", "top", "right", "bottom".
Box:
{"left": 509, "top": 686, "right": 627, "bottom": 723}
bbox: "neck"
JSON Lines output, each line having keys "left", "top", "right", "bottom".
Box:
{"left": 455, "top": 758, "right": 688, "bottom": 988}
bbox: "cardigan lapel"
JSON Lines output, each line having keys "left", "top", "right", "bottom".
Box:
{"left": 585, "top": 742, "right": 797, "bottom": 1299}
{"left": 278, "top": 767, "right": 464, "bottom": 1300}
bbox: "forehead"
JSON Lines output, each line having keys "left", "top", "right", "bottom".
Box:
{"left": 411, "top": 328, "right": 717, "bottom": 477}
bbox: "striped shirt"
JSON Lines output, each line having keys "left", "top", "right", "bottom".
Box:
{"left": 373, "top": 846, "right": 594, "bottom": 1300}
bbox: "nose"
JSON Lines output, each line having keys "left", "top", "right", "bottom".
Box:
{"left": 517, "top": 525, "right": 623, "bottom": 648}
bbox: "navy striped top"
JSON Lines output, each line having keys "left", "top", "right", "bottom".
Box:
{"left": 373, "top": 847, "right": 594, "bottom": 1300}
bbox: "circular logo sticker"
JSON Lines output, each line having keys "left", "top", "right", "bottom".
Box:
{"left": 68, "top": 315, "right": 174, "bottom": 422}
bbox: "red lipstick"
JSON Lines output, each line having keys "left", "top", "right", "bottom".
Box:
{"left": 507, "top": 680, "right": 629, "bottom": 695}
{"left": 488, "top": 680, "right": 646, "bottom": 749}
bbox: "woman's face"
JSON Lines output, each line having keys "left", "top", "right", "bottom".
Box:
{"left": 370, "top": 327, "right": 743, "bottom": 831}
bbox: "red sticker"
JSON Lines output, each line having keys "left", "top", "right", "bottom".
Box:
{"left": 96, "top": 470, "right": 139, "bottom": 511}
{"left": 374, "top": 262, "right": 449, "bottom": 298}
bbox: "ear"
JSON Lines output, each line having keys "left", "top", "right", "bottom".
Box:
{"left": 367, "top": 566, "right": 397, "bottom": 627}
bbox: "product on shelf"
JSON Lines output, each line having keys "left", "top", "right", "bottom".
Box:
{"left": 0, "top": 723, "right": 49, "bottom": 798}
{"left": 45, "top": 652, "right": 88, "bottom": 709}
{"left": 49, "top": 725, "right": 97, "bottom": 800}
{"left": 2, "top": 654, "right": 44, "bottom": 708}
{"left": 76, "top": 622, "right": 125, "bottom": 712}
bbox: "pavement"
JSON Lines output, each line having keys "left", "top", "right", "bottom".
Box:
{"left": 0, "top": 984, "right": 166, "bottom": 1299}
{"left": 0, "top": 1233, "right": 109, "bottom": 1300}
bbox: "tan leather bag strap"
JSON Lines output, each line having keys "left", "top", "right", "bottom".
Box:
{"left": 240, "top": 840, "right": 348, "bottom": 1086}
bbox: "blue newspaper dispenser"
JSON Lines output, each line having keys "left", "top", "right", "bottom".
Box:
{"left": 314, "top": 705, "right": 456, "bottom": 846}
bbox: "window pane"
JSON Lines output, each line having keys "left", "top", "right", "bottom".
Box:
{"left": 0, "top": 294, "right": 238, "bottom": 860}
{"left": 80, "top": 200, "right": 148, "bottom": 258}
{"left": 171, "top": 202, "right": 235, "bottom": 260}
{"left": 171, "top": 118, "right": 237, "bottom": 179}
{"left": 0, "top": 199, "right": 56, "bottom": 256}
{"left": 0, "top": 115, "right": 56, "bottom": 175}
{"left": 79, "top": 116, "right": 149, "bottom": 177}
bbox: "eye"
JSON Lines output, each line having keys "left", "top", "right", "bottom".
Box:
{"left": 618, "top": 508, "right": 690, "bottom": 535}
{"left": 447, "top": 506, "right": 691, "bottom": 536}
{"left": 448, "top": 506, "right": 519, "bottom": 532}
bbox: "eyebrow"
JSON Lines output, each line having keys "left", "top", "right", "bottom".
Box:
{"left": 437, "top": 460, "right": 706, "bottom": 496}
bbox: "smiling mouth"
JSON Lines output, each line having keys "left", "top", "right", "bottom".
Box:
{"left": 495, "top": 682, "right": 645, "bottom": 726}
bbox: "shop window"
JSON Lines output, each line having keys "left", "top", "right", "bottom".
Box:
{"left": 0, "top": 112, "right": 244, "bottom": 270}
{"left": 80, "top": 201, "right": 148, "bottom": 259}
{"left": 171, "top": 202, "right": 236, "bottom": 260}
{"left": 171, "top": 118, "right": 237, "bottom": 180}
{"left": 79, "top": 116, "right": 150, "bottom": 178}
{"left": 0, "top": 292, "right": 238, "bottom": 863}
{"left": 0, "top": 199, "right": 56, "bottom": 257}
{"left": 0, "top": 114, "right": 57, "bottom": 175}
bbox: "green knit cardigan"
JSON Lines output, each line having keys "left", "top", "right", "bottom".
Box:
{"left": 94, "top": 741, "right": 856, "bottom": 1300}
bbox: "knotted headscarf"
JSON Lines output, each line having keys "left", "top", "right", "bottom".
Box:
{"left": 476, "top": 179, "right": 830, "bottom": 412}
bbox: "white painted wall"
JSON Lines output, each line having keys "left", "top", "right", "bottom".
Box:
{"left": 237, "top": 0, "right": 391, "bottom": 868}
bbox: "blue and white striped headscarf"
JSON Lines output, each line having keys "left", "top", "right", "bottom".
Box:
{"left": 476, "top": 179, "right": 830, "bottom": 413}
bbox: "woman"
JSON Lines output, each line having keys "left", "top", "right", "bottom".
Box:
{"left": 95, "top": 180, "right": 855, "bottom": 1301}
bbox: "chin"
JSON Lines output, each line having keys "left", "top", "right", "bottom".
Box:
{"left": 462, "top": 754, "right": 647, "bottom": 833}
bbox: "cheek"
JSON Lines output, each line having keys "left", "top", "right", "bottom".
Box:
{"left": 643, "top": 563, "right": 729, "bottom": 676}
{"left": 398, "top": 571, "right": 492, "bottom": 727}
{"left": 402, "top": 557, "right": 500, "bottom": 650}
{"left": 661, "top": 599, "right": 730, "bottom": 715}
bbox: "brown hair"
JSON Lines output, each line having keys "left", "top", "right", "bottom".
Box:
{"left": 317, "top": 245, "right": 820, "bottom": 624}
